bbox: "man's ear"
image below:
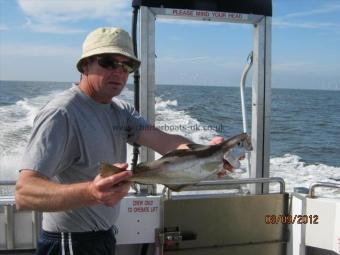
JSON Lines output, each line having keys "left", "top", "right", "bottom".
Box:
{"left": 82, "top": 62, "right": 89, "bottom": 75}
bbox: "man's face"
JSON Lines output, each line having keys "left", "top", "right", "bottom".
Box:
{"left": 83, "top": 54, "right": 132, "bottom": 103}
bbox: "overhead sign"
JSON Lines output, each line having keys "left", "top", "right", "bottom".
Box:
{"left": 165, "top": 8, "right": 248, "bottom": 21}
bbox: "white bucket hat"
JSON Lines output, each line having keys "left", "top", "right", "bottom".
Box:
{"left": 76, "top": 27, "right": 140, "bottom": 73}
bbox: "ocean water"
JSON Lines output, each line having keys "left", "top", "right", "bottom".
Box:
{"left": 0, "top": 80, "right": 339, "bottom": 196}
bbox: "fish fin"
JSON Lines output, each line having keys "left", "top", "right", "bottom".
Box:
{"left": 160, "top": 144, "right": 211, "bottom": 159}
{"left": 99, "top": 162, "right": 123, "bottom": 178}
{"left": 161, "top": 149, "right": 189, "bottom": 158}
{"left": 133, "top": 161, "right": 153, "bottom": 174}
{"left": 132, "top": 162, "right": 147, "bottom": 170}
{"left": 186, "top": 143, "right": 211, "bottom": 151}
{"left": 165, "top": 184, "right": 189, "bottom": 192}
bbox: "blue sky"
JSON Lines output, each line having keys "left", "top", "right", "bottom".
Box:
{"left": 0, "top": 0, "right": 339, "bottom": 90}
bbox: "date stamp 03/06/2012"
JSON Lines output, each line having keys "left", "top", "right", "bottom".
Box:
{"left": 265, "top": 214, "right": 319, "bottom": 224}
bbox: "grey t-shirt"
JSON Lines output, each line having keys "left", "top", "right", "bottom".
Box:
{"left": 20, "top": 85, "right": 148, "bottom": 232}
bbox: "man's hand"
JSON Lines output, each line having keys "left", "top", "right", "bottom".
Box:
{"left": 209, "top": 136, "right": 235, "bottom": 178}
{"left": 87, "top": 163, "right": 132, "bottom": 207}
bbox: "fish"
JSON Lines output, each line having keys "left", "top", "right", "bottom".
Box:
{"left": 99, "top": 133, "right": 252, "bottom": 191}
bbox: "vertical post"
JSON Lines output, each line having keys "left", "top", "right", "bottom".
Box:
{"left": 4, "top": 205, "right": 15, "bottom": 249}
{"left": 263, "top": 17, "right": 272, "bottom": 193}
{"left": 140, "top": 7, "right": 156, "bottom": 194}
{"left": 32, "top": 211, "right": 42, "bottom": 248}
{"left": 250, "top": 17, "right": 271, "bottom": 194}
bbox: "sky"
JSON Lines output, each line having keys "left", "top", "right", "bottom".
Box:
{"left": 0, "top": 0, "right": 339, "bottom": 90}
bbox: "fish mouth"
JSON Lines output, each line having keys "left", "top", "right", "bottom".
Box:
{"left": 222, "top": 152, "right": 245, "bottom": 170}
{"left": 223, "top": 158, "right": 232, "bottom": 169}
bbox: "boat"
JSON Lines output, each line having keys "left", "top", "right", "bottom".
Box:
{"left": 0, "top": 1, "right": 339, "bottom": 254}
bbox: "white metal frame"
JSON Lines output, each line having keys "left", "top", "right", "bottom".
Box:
{"left": 139, "top": 7, "right": 272, "bottom": 194}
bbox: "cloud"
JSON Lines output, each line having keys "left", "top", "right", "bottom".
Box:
{"left": 17, "top": 0, "right": 130, "bottom": 33}
{"left": 273, "top": 61, "right": 319, "bottom": 72}
{"left": 285, "top": 3, "right": 340, "bottom": 18}
{"left": 23, "top": 18, "right": 85, "bottom": 34}
{"left": 272, "top": 61, "right": 340, "bottom": 75}
{"left": 18, "top": 0, "right": 129, "bottom": 21}
{"left": 273, "top": 3, "right": 340, "bottom": 30}
{"left": 157, "top": 56, "right": 210, "bottom": 63}
{"left": 157, "top": 56, "right": 243, "bottom": 72}
{"left": 0, "top": 24, "right": 9, "bottom": 31}
{"left": 0, "top": 43, "right": 78, "bottom": 57}
{"left": 273, "top": 20, "right": 340, "bottom": 30}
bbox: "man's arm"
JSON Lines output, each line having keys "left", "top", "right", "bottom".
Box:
{"left": 15, "top": 163, "right": 131, "bottom": 212}
{"left": 136, "top": 127, "right": 192, "bottom": 155}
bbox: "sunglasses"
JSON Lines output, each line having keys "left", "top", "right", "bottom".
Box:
{"left": 96, "top": 55, "right": 134, "bottom": 73}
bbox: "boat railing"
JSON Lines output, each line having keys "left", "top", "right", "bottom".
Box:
{"left": 198, "top": 177, "right": 285, "bottom": 193}
{"left": 308, "top": 182, "right": 340, "bottom": 198}
{"left": 167, "top": 177, "right": 285, "bottom": 199}
{"left": 0, "top": 180, "right": 41, "bottom": 251}
{"left": 0, "top": 180, "right": 16, "bottom": 186}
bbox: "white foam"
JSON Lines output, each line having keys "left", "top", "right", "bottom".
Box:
{"left": 118, "top": 87, "right": 134, "bottom": 104}
{"left": 0, "top": 153, "right": 24, "bottom": 180}
{"left": 155, "top": 97, "right": 178, "bottom": 110}
{"left": 269, "top": 154, "right": 340, "bottom": 197}
{"left": 219, "top": 154, "right": 340, "bottom": 197}
{"left": 16, "top": 98, "right": 40, "bottom": 126}
{"left": 0, "top": 90, "right": 64, "bottom": 180}
{"left": 155, "top": 96, "right": 218, "bottom": 143}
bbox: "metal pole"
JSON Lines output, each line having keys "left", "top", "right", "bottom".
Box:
{"left": 140, "top": 6, "right": 157, "bottom": 194}
{"left": 240, "top": 51, "right": 253, "bottom": 177}
{"left": 5, "top": 205, "right": 15, "bottom": 249}
{"left": 250, "top": 16, "right": 271, "bottom": 194}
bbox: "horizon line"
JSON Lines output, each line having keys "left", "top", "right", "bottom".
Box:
{"left": 0, "top": 79, "right": 339, "bottom": 92}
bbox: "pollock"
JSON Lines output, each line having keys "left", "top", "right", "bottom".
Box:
{"left": 100, "top": 133, "right": 252, "bottom": 191}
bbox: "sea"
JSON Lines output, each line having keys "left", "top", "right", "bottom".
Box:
{"left": 0, "top": 80, "right": 339, "bottom": 197}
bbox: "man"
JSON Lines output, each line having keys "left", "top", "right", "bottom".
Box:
{"left": 15, "top": 27, "right": 233, "bottom": 254}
